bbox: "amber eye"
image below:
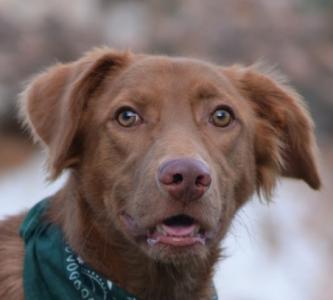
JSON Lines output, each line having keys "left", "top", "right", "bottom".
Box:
{"left": 116, "top": 108, "right": 142, "bottom": 127}
{"left": 210, "top": 107, "right": 234, "bottom": 127}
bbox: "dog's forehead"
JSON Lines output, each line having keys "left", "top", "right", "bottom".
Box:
{"left": 132, "top": 56, "right": 217, "bottom": 72}
{"left": 116, "top": 55, "right": 229, "bottom": 90}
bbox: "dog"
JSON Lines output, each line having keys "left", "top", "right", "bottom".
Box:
{"left": 0, "top": 48, "right": 321, "bottom": 300}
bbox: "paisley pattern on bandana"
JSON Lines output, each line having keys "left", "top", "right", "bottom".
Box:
{"left": 64, "top": 245, "right": 138, "bottom": 300}
{"left": 20, "top": 199, "right": 218, "bottom": 300}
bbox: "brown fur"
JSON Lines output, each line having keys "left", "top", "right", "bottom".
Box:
{"left": 0, "top": 214, "right": 25, "bottom": 299}
{"left": 0, "top": 48, "right": 321, "bottom": 300}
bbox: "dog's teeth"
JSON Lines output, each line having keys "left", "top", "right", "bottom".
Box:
{"left": 156, "top": 225, "right": 166, "bottom": 235}
{"left": 193, "top": 225, "right": 200, "bottom": 236}
{"left": 198, "top": 237, "right": 206, "bottom": 245}
{"left": 147, "top": 238, "right": 158, "bottom": 246}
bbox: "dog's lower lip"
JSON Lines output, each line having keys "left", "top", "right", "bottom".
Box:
{"left": 147, "top": 235, "right": 205, "bottom": 247}
{"left": 147, "top": 223, "right": 206, "bottom": 247}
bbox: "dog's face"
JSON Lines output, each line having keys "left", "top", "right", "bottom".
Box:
{"left": 85, "top": 57, "right": 257, "bottom": 261}
{"left": 21, "top": 49, "right": 321, "bottom": 264}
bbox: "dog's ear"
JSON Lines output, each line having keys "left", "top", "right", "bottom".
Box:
{"left": 225, "top": 65, "right": 321, "bottom": 197}
{"left": 20, "top": 48, "right": 131, "bottom": 179}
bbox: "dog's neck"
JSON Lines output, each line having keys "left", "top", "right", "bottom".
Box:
{"left": 48, "top": 180, "right": 219, "bottom": 300}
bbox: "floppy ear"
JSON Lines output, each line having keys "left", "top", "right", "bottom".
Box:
{"left": 225, "top": 65, "right": 321, "bottom": 197}
{"left": 20, "top": 48, "right": 131, "bottom": 179}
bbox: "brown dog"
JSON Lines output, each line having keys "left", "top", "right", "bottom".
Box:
{"left": 0, "top": 48, "right": 321, "bottom": 300}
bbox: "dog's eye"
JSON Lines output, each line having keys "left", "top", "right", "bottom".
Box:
{"left": 116, "top": 108, "right": 142, "bottom": 127}
{"left": 210, "top": 107, "right": 234, "bottom": 127}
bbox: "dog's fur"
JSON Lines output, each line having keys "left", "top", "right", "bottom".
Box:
{"left": 0, "top": 48, "right": 321, "bottom": 300}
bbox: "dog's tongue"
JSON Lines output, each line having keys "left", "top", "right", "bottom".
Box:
{"left": 161, "top": 224, "right": 196, "bottom": 236}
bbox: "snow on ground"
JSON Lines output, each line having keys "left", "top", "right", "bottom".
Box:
{"left": 0, "top": 153, "right": 66, "bottom": 218}
{"left": 0, "top": 153, "right": 325, "bottom": 300}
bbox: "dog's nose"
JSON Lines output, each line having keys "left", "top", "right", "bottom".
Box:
{"left": 158, "top": 158, "right": 211, "bottom": 202}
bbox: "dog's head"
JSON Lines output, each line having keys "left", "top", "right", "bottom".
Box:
{"left": 20, "top": 48, "right": 321, "bottom": 264}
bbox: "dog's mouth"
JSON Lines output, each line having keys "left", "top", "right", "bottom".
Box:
{"left": 147, "top": 214, "right": 206, "bottom": 247}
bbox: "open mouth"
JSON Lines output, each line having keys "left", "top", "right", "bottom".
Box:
{"left": 147, "top": 214, "right": 206, "bottom": 247}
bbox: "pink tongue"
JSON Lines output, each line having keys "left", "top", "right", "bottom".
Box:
{"left": 162, "top": 224, "right": 196, "bottom": 236}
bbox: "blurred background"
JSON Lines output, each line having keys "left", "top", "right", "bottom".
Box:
{"left": 0, "top": 0, "right": 332, "bottom": 299}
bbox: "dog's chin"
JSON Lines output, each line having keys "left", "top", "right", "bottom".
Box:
{"left": 141, "top": 239, "right": 211, "bottom": 265}
{"left": 120, "top": 212, "right": 215, "bottom": 264}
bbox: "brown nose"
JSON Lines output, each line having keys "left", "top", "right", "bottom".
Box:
{"left": 158, "top": 158, "right": 211, "bottom": 202}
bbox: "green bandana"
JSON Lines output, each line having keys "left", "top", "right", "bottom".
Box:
{"left": 20, "top": 199, "right": 218, "bottom": 300}
{"left": 20, "top": 199, "right": 138, "bottom": 300}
